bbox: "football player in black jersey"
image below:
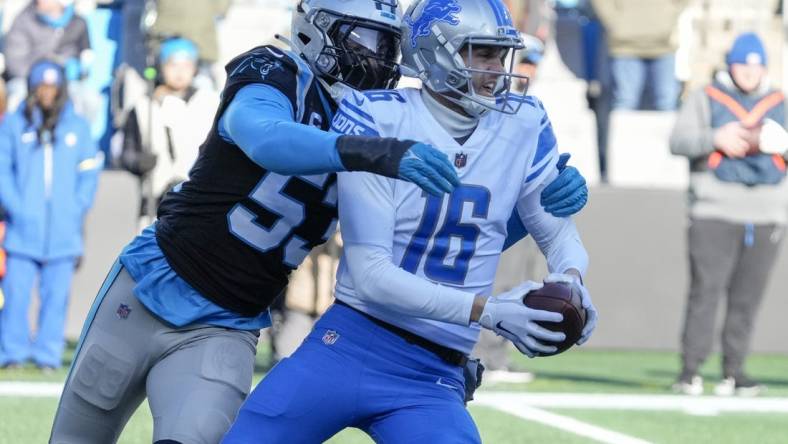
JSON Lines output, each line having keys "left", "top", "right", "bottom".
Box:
{"left": 50, "top": 1, "right": 588, "bottom": 443}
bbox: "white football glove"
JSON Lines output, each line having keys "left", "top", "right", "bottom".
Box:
{"left": 544, "top": 272, "right": 598, "bottom": 345}
{"left": 479, "top": 281, "right": 566, "bottom": 358}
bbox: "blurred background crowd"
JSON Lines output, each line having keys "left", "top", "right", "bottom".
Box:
{"left": 0, "top": 0, "right": 785, "bottom": 397}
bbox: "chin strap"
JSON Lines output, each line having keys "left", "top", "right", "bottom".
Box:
{"left": 317, "top": 77, "right": 352, "bottom": 103}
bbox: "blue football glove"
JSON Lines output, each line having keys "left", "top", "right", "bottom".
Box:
{"left": 398, "top": 142, "right": 460, "bottom": 196}
{"left": 544, "top": 273, "right": 598, "bottom": 345}
{"left": 541, "top": 153, "right": 588, "bottom": 217}
{"left": 479, "top": 281, "right": 566, "bottom": 358}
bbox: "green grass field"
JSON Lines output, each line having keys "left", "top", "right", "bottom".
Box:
{"left": 2, "top": 348, "right": 787, "bottom": 443}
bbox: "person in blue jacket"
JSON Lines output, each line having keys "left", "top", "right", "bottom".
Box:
{"left": 0, "top": 60, "right": 101, "bottom": 370}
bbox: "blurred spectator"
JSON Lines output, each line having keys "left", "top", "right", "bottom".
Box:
{"left": 505, "top": 0, "right": 551, "bottom": 93}
{"left": 0, "top": 206, "right": 6, "bottom": 311}
{"left": 670, "top": 33, "right": 788, "bottom": 396}
{"left": 591, "top": 0, "right": 688, "bottom": 111}
{"left": 117, "top": 0, "right": 147, "bottom": 75}
{"left": 2, "top": 0, "right": 99, "bottom": 120}
{"left": 0, "top": 60, "right": 101, "bottom": 370}
{"left": 3, "top": 0, "right": 89, "bottom": 80}
{"left": 514, "top": 33, "right": 545, "bottom": 91}
{"left": 0, "top": 76, "right": 7, "bottom": 115}
{"left": 148, "top": 0, "right": 231, "bottom": 89}
{"left": 554, "top": 0, "right": 613, "bottom": 181}
{"left": 118, "top": 37, "right": 218, "bottom": 228}
{"left": 0, "top": 71, "right": 7, "bottom": 312}
{"left": 505, "top": 0, "right": 552, "bottom": 41}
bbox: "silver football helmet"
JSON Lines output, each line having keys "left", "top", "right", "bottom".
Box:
{"left": 400, "top": 0, "right": 528, "bottom": 116}
{"left": 290, "top": 0, "right": 403, "bottom": 96}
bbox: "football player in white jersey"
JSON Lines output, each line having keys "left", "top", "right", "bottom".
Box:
{"left": 222, "top": 0, "right": 597, "bottom": 442}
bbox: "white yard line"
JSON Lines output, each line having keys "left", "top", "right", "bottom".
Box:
{"left": 480, "top": 402, "right": 653, "bottom": 444}
{"left": 476, "top": 391, "right": 788, "bottom": 444}
{"left": 0, "top": 381, "right": 63, "bottom": 398}
{"left": 4, "top": 381, "right": 788, "bottom": 444}
{"left": 475, "top": 392, "right": 788, "bottom": 415}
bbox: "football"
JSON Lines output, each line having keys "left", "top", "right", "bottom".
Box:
{"left": 523, "top": 282, "right": 587, "bottom": 356}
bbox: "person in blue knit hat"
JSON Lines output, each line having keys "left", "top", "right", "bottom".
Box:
{"left": 670, "top": 32, "right": 788, "bottom": 397}
{"left": 0, "top": 59, "right": 102, "bottom": 371}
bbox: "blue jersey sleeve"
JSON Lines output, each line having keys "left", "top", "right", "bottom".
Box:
{"left": 218, "top": 83, "right": 346, "bottom": 175}
{"left": 524, "top": 100, "right": 559, "bottom": 186}
{"left": 503, "top": 208, "right": 529, "bottom": 251}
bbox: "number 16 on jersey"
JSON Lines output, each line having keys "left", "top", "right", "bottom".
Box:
{"left": 400, "top": 185, "right": 491, "bottom": 286}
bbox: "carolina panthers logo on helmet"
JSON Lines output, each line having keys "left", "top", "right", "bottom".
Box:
{"left": 404, "top": 0, "right": 462, "bottom": 48}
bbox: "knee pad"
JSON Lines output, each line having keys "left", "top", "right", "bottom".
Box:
{"left": 71, "top": 343, "right": 135, "bottom": 410}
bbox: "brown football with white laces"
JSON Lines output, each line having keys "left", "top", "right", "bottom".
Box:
{"left": 522, "top": 282, "right": 586, "bottom": 355}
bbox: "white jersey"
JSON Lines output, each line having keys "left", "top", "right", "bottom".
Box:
{"left": 332, "top": 87, "right": 586, "bottom": 353}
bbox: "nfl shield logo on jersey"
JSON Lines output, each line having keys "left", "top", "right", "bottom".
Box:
{"left": 455, "top": 152, "right": 468, "bottom": 168}
{"left": 322, "top": 330, "right": 340, "bottom": 345}
{"left": 116, "top": 303, "right": 132, "bottom": 320}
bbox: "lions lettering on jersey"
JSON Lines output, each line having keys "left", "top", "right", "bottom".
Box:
{"left": 331, "top": 94, "right": 381, "bottom": 136}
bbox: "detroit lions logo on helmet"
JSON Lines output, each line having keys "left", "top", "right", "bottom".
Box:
{"left": 404, "top": 0, "right": 462, "bottom": 48}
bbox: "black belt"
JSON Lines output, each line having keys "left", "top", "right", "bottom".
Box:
{"left": 335, "top": 300, "right": 468, "bottom": 367}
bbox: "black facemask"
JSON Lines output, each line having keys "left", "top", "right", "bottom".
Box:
{"left": 319, "top": 20, "right": 401, "bottom": 91}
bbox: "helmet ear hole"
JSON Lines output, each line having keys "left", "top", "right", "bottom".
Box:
{"left": 297, "top": 32, "right": 312, "bottom": 46}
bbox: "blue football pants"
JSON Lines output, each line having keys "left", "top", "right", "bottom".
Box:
{"left": 223, "top": 303, "right": 481, "bottom": 443}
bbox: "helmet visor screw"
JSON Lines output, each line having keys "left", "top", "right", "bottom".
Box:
{"left": 317, "top": 54, "right": 332, "bottom": 69}
{"left": 316, "top": 12, "right": 331, "bottom": 29}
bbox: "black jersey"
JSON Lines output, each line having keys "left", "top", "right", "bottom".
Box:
{"left": 155, "top": 46, "right": 338, "bottom": 317}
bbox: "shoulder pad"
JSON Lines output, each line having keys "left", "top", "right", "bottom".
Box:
{"left": 223, "top": 45, "right": 316, "bottom": 121}
{"left": 224, "top": 45, "right": 298, "bottom": 84}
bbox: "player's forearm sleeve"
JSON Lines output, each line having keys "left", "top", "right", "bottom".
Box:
{"left": 334, "top": 135, "right": 413, "bottom": 178}
{"left": 343, "top": 242, "right": 476, "bottom": 326}
{"left": 517, "top": 169, "right": 589, "bottom": 275}
{"left": 221, "top": 84, "right": 346, "bottom": 175}
{"left": 338, "top": 171, "right": 476, "bottom": 325}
